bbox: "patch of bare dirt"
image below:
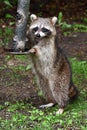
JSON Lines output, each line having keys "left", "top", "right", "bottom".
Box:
{"left": 59, "top": 32, "right": 87, "bottom": 60}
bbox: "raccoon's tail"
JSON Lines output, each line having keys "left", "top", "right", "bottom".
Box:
{"left": 69, "top": 85, "right": 79, "bottom": 101}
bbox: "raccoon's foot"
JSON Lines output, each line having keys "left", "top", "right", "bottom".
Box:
{"left": 56, "top": 108, "right": 64, "bottom": 115}
{"left": 39, "top": 103, "right": 54, "bottom": 108}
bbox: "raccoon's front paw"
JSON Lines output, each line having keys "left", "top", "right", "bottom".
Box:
{"left": 56, "top": 108, "right": 64, "bottom": 115}
{"left": 39, "top": 103, "right": 54, "bottom": 108}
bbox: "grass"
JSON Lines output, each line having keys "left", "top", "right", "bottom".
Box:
{"left": 0, "top": 26, "right": 14, "bottom": 47}
{"left": 57, "top": 12, "right": 87, "bottom": 36}
{"left": 0, "top": 58, "right": 87, "bottom": 130}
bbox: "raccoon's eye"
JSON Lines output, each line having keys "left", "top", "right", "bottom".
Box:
{"left": 32, "top": 27, "right": 38, "bottom": 33}
{"left": 41, "top": 28, "right": 49, "bottom": 33}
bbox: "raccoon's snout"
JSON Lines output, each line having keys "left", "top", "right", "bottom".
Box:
{"left": 35, "top": 33, "right": 40, "bottom": 38}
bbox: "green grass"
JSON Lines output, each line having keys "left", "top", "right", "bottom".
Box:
{"left": 0, "top": 27, "right": 14, "bottom": 47}
{"left": 0, "top": 58, "right": 87, "bottom": 130}
{"left": 57, "top": 12, "right": 87, "bottom": 36}
{"left": 0, "top": 98, "right": 87, "bottom": 130}
{"left": 70, "top": 58, "right": 87, "bottom": 88}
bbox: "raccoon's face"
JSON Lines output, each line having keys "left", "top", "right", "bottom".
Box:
{"left": 29, "top": 14, "right": 57, "bottom": 40}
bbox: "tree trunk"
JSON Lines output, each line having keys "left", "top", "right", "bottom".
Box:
{"left": 12, "top": 0, "right": 30, "bottom": 51}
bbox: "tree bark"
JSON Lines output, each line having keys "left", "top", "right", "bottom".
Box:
{"left": 12, "top": 0, "right": 30, "bottom": 51}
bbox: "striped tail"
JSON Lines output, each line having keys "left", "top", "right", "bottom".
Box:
{"left": 69, "top": 85, "right": 78, "bottom": 101}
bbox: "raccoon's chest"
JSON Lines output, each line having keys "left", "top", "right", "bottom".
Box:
{"left": 32, "top": 42, "right": 55, "bottom": 77}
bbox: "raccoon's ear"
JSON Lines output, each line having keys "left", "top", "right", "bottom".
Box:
{"left": 51, "top": 16, "right": 57, "bottom": 25}
{"left": 30, "top": 14, "right": 37, "bottom": 22}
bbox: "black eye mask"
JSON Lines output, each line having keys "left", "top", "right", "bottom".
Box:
{"left": 42, "top": 27, "right": 51, "bottom": 35}
{"left": 32, "top": 27, "right": 38, "bottom": 33}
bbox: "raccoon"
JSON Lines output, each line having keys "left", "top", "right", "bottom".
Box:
{"left": 27, "top": 14, "right": 78, "bottom": 114}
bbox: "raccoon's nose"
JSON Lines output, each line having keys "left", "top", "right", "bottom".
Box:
{"left": 35, "top": 33, "right": 40, "bottom": 38}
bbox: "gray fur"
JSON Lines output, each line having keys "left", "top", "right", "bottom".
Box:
{"left": 28, "top": 15, "right": 78, "bottom": 110}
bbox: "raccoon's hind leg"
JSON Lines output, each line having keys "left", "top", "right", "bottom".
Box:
{"left": 39, "top": 103, "right": 54, "bottom": 108}
{"left": 56, "top": 85, "right": 78, "bottom": 115}
{"left": 39, "top": 103, "right": 64, "bottom": 114}
{"left": 56, "top": 108, "right": 64, "bottom": 114}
